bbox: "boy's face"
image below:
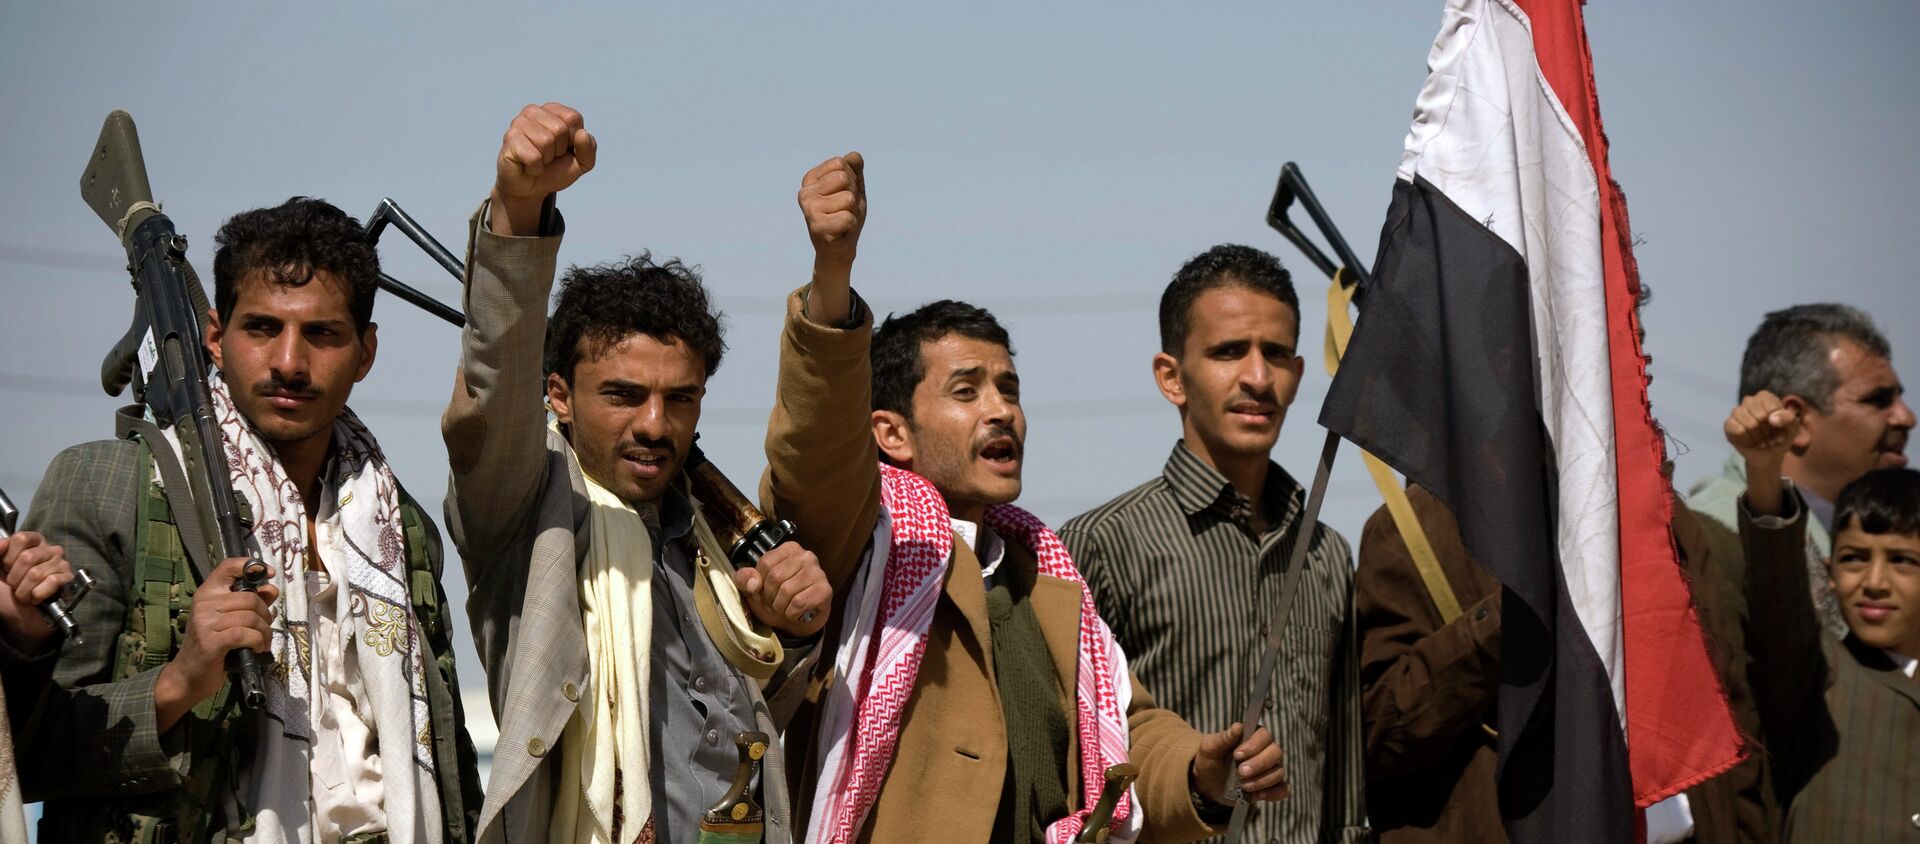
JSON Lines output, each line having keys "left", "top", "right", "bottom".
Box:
{"left": 1828, "top": 518, "right": 1920, "bottom": 660}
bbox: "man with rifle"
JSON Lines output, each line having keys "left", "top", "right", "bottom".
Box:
{"left": 15, "top": 114, "right": 481, "bottom": 842}
{"left": 445, "top": 102, "right": 831, "bottom": 844}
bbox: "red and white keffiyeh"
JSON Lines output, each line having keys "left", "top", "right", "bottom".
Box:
{"left": 807, "top": 464, "right": 1138, "bottom": 843}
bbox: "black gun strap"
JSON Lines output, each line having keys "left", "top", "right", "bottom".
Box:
{"left": 1223, "top": 429, "right": 1341, "bottom": 842}
{"left": 117, "top": 405, "right": 216, "bottom": 582}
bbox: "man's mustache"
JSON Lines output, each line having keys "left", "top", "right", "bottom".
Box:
{"left": 974, "top": 424, "right": 1023, "bottom": 455}
{"left": 619, "top": 437, "right": 677, "bottom": 459}
{"left": 253, "top": 376, "right": 317, "bottom": 398}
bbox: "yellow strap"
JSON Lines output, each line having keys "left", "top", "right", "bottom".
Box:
{"left": 1324, "top": 268, "right": 1464, "bottom": 624}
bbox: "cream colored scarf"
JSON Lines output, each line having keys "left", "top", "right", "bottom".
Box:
{"left": 552, "top": 468, "right": 783, "bottom": 844}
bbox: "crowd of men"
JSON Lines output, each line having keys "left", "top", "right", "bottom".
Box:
{"left": 0, "top": 102, "right": 1912, "bottom": 843}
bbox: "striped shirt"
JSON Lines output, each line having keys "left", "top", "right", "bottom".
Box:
{"left": 1060, "top": 442, "right": 1368, "bottom": 844}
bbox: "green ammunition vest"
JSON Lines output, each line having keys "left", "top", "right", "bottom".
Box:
{"left": 41, "top": 436, "right": 476, "bottom": 844}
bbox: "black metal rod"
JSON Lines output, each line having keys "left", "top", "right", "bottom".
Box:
{"left": 378, "top": 272, "right": 464, "bottom": 327}
{"left": 367, "top": 198, "right": 465, "bottom": 281}
{"left": 1265, "top": 161, "right": 1371, "bottom": 286}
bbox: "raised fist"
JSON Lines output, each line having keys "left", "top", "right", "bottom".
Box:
{"left": 491, "top": 102, "right": 597, "bottom": 236}
{"left": 799, "top": 152, "right": 866, "bottom": 270}
{"left": 1724, "top": 390, "right": 1802, "bottom": 469}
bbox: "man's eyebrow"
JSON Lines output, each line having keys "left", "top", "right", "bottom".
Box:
{"left": 944, "top": 366, "right": 986, "bottom": 384}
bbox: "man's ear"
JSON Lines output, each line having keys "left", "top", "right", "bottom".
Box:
{"left": 353, "top": 323, "right": 378, "bottom": 382}
{"left": 203, "top": 308, "right": 225, "bottom": 370}
{"left": 1152, "top": 352, "right": 1186, "bottom": 409}
{"left": 872, "top": 409, "right": 914, "bottom": 466}
{"left": 547, "top": 372, "right": 574, "bottom": 426}
{"left": 1783, "top": 394, "right": 1817, "bottom": 453}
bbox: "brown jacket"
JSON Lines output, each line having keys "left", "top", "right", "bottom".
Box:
{"left": 1356, "top": 486, "right": 1775, "bottom": 843}
{"left": 761, "top": 289, "right": 1219, "bottom": 843}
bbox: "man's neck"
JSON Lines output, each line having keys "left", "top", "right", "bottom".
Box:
{"left": 1783, "top": 457, "right": 1846, "bottom": 510}
{"left": 944, "top": 496, "right": 988, "bottom": 527}
{"left": 1182, "top": 435, "right": 1270, "bottom": 514}
{"left": 272, "top": 434, "right": 333, "bottom": 514}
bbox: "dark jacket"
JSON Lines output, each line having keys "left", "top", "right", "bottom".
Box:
{"left": 1356, "top": 486, "right": 1777, "bottom": 843}
{"left": 1740, "top": 493, "right": 1920, "bottom": 842}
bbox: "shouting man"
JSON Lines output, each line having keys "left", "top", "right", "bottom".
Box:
{"left": 764, "top": 153, "right": 1289, "bottom": 843}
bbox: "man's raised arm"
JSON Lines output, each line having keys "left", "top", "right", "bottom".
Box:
{"left": 762, "top": 152, "right": 883, "bottom": 593}
{"left": 443, "top": 103, "right": 594, "bottom": 555}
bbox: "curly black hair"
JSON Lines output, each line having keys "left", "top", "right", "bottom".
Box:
{"left": 545, "top": 253, "right": 726, "bottom": 384}
{"left": 872, "top": 299, "right": 1011, "bottom": 419}
{"left": 1158, "top": 243, "right": 1299, "bottom": 356}
{"left": 1835, "top": 468, "right": 1920, "bottom": 538}
{"left": 212, "top": 197, "right": 379, "bottom": 331}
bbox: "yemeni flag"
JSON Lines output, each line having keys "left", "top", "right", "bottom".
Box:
{"left": 1320, "top": 0, "right": 1745, "bottom": 838}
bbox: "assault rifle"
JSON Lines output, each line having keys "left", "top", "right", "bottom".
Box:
{"left": 83, "top": 110, "right": 273, "bottom": 710}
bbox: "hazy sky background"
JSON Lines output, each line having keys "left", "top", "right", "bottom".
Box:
{"left": 4, "top": 1, "right": 1916, "bottom": 751}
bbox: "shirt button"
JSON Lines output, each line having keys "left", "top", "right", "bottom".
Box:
{"left": 527, "top": 737, "right": 547, "bottom": 757}
{"left": 693, "top": 675, "right": 709, "bottom": 693}
{"left": 706, "top": 729, "right": 720, "bottom": 746}
{"left": 562, "top": 682, "right": 580, "bottom": 702}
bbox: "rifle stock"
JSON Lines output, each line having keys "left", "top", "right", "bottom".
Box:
{"left": 81, "top": 110, "right": 272, "bottom": 710}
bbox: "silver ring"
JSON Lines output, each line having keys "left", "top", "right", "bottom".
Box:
{"left": 800, "top": 610, "right": 818, "bottom": 625}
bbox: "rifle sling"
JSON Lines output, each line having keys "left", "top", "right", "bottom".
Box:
{"left": 118, "top": 404, "right": 216, "bottom": 582}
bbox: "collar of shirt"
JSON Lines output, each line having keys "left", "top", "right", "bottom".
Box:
{"left": 634, "top": 485, "right": 697, "bottom": 554}
{"left": 1803, "top": 487, "right": 1837, "bottom": 534}
{"left": 1160, "top": 439, "right": 1304, "bottom": 536}
{"left": 1886, "top": 648, "right": 1918, "bottom": 679}
{"left": 953, "top": 518, "right": 1008, "bottom": 580}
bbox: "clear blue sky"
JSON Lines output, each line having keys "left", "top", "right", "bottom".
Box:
{"left": 4, "top": 0, "right": 1916, "bottom": 745}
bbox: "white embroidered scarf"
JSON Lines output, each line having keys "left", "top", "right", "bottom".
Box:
{"left": 159, "top": 377, "right": 439, "bottom": 844}
{"left": 808, "top": 464, "right": 1139, "bottom": 843}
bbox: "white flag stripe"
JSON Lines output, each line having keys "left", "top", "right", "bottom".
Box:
{"left": 1396, "top": 0, "right": 1627, "bottom": 726}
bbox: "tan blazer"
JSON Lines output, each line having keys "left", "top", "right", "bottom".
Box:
{"left": 761, "top": 289, "right": 1218, "bottom": 843}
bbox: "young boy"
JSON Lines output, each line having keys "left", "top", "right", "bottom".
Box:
{"left": 1726, "top": 390, "right": 1919, "bottom": 842}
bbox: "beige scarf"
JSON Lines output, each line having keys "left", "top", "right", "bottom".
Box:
{"left": 551, "top": 468, "right": 782, "bottom": 844}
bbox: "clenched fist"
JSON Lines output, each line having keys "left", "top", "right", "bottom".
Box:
{"left": 491, "top": 102, "right": 597, "bottom": 237}
{"left": 1725, "top": 390, "right": 1802, "bottom": 516}
{"left": 154, "top": 555, "right": 281, "bottom": 732}
{"left": 1192, "top": 723, "right": 1288, "bottom": 806}
{"left": 0, "top": 530, "right": 75, "bottom": 653}
{"left": 798, "top": 152, "right": 866, "bottom": 324}
{"left": 732, "top": 542, "right": 832, "bottom": 638}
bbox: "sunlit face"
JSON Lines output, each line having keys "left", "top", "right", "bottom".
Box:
{"left": 549, "top": 333, "right": 706, "bottom": 507}
{"left": 1156, "top": 286, "right": 1303, "bottom": 464}
{"left": 874, "top": 334, "right": 1025, "bottom": 522}
{"left": 1802, "top": 341, "right": 1912, "bottom": 479}
{"left": 205, "top": 269, "right": 375, "bottom": 450}
{"left": 1828, "top": 519, "right": 1920, "bottom": 660}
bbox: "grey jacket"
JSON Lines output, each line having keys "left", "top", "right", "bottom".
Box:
{"left": 444, "top": 203, "right": 793, "bottom": 844}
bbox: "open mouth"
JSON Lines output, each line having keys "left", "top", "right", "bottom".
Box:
{"left": 979, "top": 436, "right": 1020, "bottom": 471}
{"left": 622, "top": 450, "right": 672, "bottom": 478}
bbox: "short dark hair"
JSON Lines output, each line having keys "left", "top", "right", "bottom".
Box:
{"left": 1158, "top": 244, "right": 1300, "bottom": 356}
{"left": 1739, "top": 304, "right": 1891, "bottom": 411}
{"left": 872, "top": 300, "right": 1012, "bottom": 419}
{"left": 1835, "top": 468, "right": 1920, "bottom": 538}
{"left": 212, "top": 197, "right": 379, "bottom": 331}
{"left": 545, "top": 253, "right": 726, "bottom": 384}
